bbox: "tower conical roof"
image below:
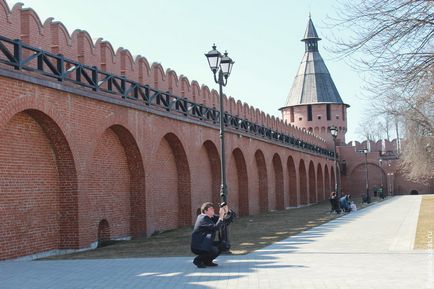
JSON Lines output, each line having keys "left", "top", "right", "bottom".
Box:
{"left": 281, "top": 17, "right": 346, "bottom": 108}
{"left": 302, "top": 17, "right": 321, "bottom": 41}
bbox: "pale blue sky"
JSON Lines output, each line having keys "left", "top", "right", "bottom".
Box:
{"left": 6, "top": 0, "right": 372, "bottom": 142}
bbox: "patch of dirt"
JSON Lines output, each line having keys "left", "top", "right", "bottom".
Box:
{"left": 43, "top": 197, "right": 382, "bottom": 259}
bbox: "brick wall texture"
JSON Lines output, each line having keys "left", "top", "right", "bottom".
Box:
{"left": 0, "top": 74, "right": 336, "bottom": 260}
{"left": 0, "top": 0, "right": 431, "bottom": 260}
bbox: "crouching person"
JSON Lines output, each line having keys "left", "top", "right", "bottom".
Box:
{"left": 191, "top": 202, "right": 228, "bottom": 268}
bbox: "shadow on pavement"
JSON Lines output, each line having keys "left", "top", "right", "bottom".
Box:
{"left": 0, "top": 198, "right": 397, "bottom": 289}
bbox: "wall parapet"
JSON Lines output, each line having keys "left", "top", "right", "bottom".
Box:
{"left": 0, "top": 34, "right": 334, "bottom": 158}
{"left": 346, "top": 139, "right": 399, "bottom": 155}
{"left": 0, "top": 0, "right": 328, "bottom": 147}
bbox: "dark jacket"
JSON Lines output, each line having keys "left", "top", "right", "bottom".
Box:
{"left": 340, "top": 196, "right": 349, "bottom": 210}
{"left": 191, "top": 214, "right": 223, "bottom": 252}
{"left": 329, "top": 196, "right": 339, "bottom": 210}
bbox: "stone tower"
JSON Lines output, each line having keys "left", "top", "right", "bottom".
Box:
{"left": 280, "top": 16, "right": 349, "bottom": 145}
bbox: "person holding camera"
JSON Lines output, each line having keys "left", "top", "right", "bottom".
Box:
{"left": 191, "top": 202, "right": 228, "bottom": 268}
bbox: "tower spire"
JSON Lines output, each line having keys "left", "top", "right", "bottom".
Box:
{"left": 281, "top": 15, "right": 347, "bottom": 108}
{"left": 302, "top": 16, "right": 321, "bottom": 52}
{"left": 280, "top": 16, "right": 349, "bottom": 144}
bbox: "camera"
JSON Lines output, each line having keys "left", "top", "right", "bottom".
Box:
{"left": 223, "top": 209, "right": 236, "bottom": 224}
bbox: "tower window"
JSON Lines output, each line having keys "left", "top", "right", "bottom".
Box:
{"left": 326, "top": 104, "right": 331, "bottom": 120}
{"left": 290, "top": 107, "right": 294, "bottom": 122}
{"left": 307, "top": 105, "right": 312, "bottom": 121}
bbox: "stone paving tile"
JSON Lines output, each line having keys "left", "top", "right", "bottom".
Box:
{"left": 1, "top": 196, "right": 433, "bottom": 289}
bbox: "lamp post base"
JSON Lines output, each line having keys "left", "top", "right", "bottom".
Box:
{"left": 219, "top": 224, "right": 231, "bottom": 253}
{"left": 365, "top": 193, "right": 371, "bottom": 204}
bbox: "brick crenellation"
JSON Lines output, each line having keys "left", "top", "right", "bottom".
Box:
{"left": 0, "top": 0, "right": 326, "bottom": 147}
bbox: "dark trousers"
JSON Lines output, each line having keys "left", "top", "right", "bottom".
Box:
{"left": 329, "top": 198, "right": 341, "bottom": 213}
{"left": 192, "top": 242, "right": 222, "bottom": 264}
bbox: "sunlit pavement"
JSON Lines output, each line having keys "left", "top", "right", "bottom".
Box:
{"left": 1, "top": 195, "right": 433, "bottom": 289}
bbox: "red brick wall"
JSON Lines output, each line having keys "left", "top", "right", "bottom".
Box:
{"left": 339, "top": 146, "right": 432, "bottom": 197}
{"left": 287, "top": 156, "right": 297, "bottom": 207}
{"left": 227, "top": 146, "right": 251, "bottom": 216}
{"left": 0, "top": 2, "right": 21, "bottom": 39}
{"left": 0, "top": 0, "right": 342, "bottom": 260}
{"left": 273, "top": 154, "right": 284, "bottom": 210}
{"left": 299, "top": 160, "right": 308, "bottom": 205}
{"left": 324, "top": 165, "right": 331, "bottom": 197}
{"left": 394, "top": 173, "right": 430, "bottom": 195}
{"left": 86, "top": 128, "right": 131, "bottom": 243}
{"left": 308, "top": 161, "right": 316, "bottom": 203}
{"left": 191, "top": 144, "right": 215, "bottom": 217}
{"left": 0, "top": 0, "right": 327, "bottom": 149}
{"left": 282, "top": 103, "right": 348, "bottom": 146}
{"left": 227, "top": 153, "right": 240, "bottom": 214}
{"left": 255, "top": 150, "right": 268, "bottom": 212}
{"left": 231, "top": 148, "right": 248, "bottom": 216}
{"left": 0, "top": 73, "right": 349, "bottom": 260}
{"left": 317, "top": 165, "right": 324, "bottom": 201}
{"left": 150, "top": 135, "right": 179, "bottom": 232}
{"left": 0, "top": 112, "right": 60, "bottom": 259}
{"left": 0, "top": 0, "right": 431, "bottom": 262}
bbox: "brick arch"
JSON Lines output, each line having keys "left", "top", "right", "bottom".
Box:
{"left": 88, "top": 127, "right": 133, "bottom": 244}
{"left": 317, "top": 163, "right": 324, "bottom": 201}
{"left": 324, "top": 164, "right": 330, "bottom": 197}
{"left": 162, "top": 133, "right": 192, "bottom": 227}
{"left": 232, "top": 148, "right": 249, "bottom": 216}
{"left": 255, "top": 149, "right": 268, "bottom": 213}
{"left": 88, "top": 116, "right": 154, "bottom": 236}
{"left": 287, "top": 156, "right": 297, "bottom": 207}
{"left": 203, "top": 140, "right": 221, "bottom": 207}
{"left": 331, "top": 166, "right": 336, "bottom": 193}
{"left": 299, "top": 159, "right": 308, "bottom": 205}
{"left": 110, "top": 125, "right": 146, "bottom": 238}
{"left": 0, "top": 109, "right": 78, "bottom": 260}
{"left": 348, "top": 162, "right": 385, "bottom": 177}
{"left": 97, "top": 219, "right": 110, "bottom": 245}
{"left": 308, "top": 161, "right": 316, "bottom": 203}
{"left": 349, "top": 162, "right": 386, "bottom": 197}
{"left": 272, "top": 153, "right": 284, "bottom": 210}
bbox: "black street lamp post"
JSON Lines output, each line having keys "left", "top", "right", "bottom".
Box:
{"left": 363, "top": 148, "right": 371, "bottom": 203}
{"left": 379, "top": 158, "right": 383, "bottom": 187}
{"left": 329, "top": 126, "right": 339, "bottom": 196}
{"left": 387, "top": 162, "right": 393, "bottom": 196}
{"left": 205, "top": 44, "right": 234, "bottom": 250}
{"left": 205, "top": 44, "right": 234, "bottom": 205}
{"left": 378, "top": 158, "right": 385, "bottom": 199}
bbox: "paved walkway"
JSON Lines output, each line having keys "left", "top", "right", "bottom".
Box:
{"left": 1, "top": 195, "right": 433, "bottom": 289}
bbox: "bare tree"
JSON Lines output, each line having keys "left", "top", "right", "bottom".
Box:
{"left": 329, "top": 0, "right": 433, "bottom": 91}
{"left": 329, "top": 0, "right": 434, "bottom": 181}
{"left": 357, "top": 113, "right": 388, "bottom": 141}
{"left": 357, "top": 110, "right": 399, "bottom": 142}
{"left": 399, "top": 82, "right": 434, "bottom": 181}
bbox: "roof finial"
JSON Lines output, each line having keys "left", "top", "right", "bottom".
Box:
{"left": 309, "top": 11, "right": 311, "bottom": 19}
